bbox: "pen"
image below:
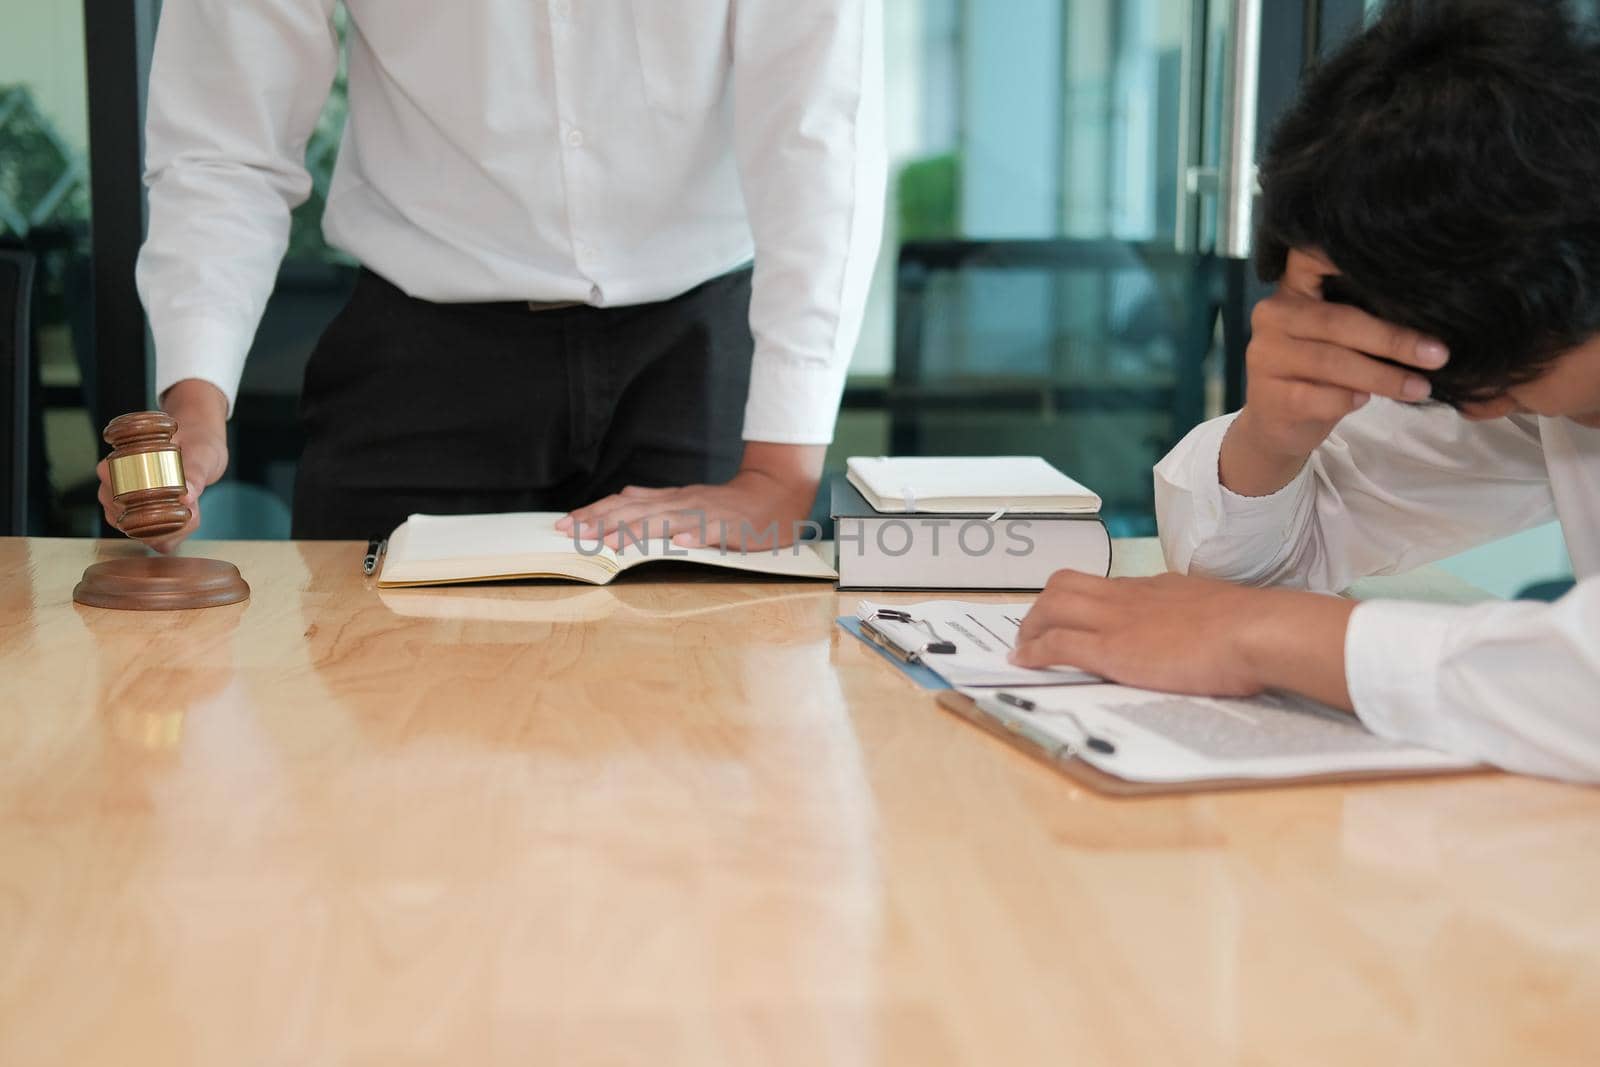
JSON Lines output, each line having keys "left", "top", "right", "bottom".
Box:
{"left": 992, "top": 691, "right": 1116, "bottom": 755}
{"left": 867, "top": 609, "right": 957, "bottom": 655}
{"left": 363, "top": 538, "right": 387, "bottom": 576}
{"left": 995, "top": 691, "right": 1037, "bottom": 712}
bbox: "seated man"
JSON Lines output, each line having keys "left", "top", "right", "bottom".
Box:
{"left": 1012, "top": 0, "right": 1600, "bottom": 782}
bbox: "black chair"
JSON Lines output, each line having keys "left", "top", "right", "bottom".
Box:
{"left": 0, "top": 249, "right": 35, "bottom": 536}
{"left": 891, "top": 238, "right": 1230, "bottom": 535}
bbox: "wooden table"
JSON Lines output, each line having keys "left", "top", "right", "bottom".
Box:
{"left": 2, "top": 538, "right": 1597, "bottom": 1066}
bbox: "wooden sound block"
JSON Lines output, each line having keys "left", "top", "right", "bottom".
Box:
{"left": 80, "top": 410, "right": 252, "bottom": 611}
{"left": 73, "top": 556, "right": 251, "bottom": 611}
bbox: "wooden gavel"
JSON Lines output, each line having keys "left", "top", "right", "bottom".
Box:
{"left": 73, "top": 412, "right": 250, "bottom": 611}
{"left": 101, "top": 411, "right": 194, "bottom": 537}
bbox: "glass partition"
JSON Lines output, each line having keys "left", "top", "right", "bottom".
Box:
{"left": 0, "top": 0, "right": 95, "bottom": 534}
{"left": 843, "top": 0, "right": 1230, "bottom": 535}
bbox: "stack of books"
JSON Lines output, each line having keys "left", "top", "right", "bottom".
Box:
{"left": 830, "top": 456, "right": 1111, "bottom": 591}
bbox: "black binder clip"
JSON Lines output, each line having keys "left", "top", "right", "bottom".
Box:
{"left": 867, "top": 609, "right": 957, "bottom": 656}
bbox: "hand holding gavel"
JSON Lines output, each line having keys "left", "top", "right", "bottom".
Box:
{"left": 98, "top": 411, "right": 193, "bottom": 538}
{"left": 94, "top": 380, "right": 229, "bottom": 553}
{"left": 74, "top": 410, "right": 249, "bottom": 611}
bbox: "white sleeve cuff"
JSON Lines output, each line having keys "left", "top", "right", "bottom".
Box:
{"left": 1154, "top": 412, "right": 1314, "bottom": 582}
{"left": 741, "top": 351, "right": 847, "bottom": 445}
{"left": 151, "top": 315, "right": 254, "bottom": 419}
{"left": 1345, "top": 598, "right": 1459, "bottom": 751}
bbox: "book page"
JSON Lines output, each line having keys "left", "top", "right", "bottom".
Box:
{"left": 397, "top": 512, "right": 604, "bottom": 563}
{"left": 958, "top": 684, "right": 1477, "bottom": 783}
{"left": 378, "top": 512, "right": 618, "bottom": 586}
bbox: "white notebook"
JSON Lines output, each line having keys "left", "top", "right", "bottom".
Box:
{"left": 377, "top": 512, "right": 837, "bottom": 587}
{"left": 846, "top": 456, "right": 1101, "bottom": 515}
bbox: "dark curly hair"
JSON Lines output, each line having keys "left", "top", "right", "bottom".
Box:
{"left": 1255, "top": 0, "right": 1600, "bottom": 407}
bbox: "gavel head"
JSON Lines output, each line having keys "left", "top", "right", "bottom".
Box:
{"left": 103, "top": 411, "right": 191, "bottom": 540}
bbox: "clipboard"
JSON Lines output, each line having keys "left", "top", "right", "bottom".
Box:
{"left": 836, "top": 616, "right": 949, "bottom": 689}
{"left": 934, "top": 691, "right": 1491, "bottom": 798}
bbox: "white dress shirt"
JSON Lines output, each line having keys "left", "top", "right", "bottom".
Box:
{"left": 1155, "top": 401, "right": 1600, "bottom": 783}
{"left": 137, "top": 0, "right": 886, "bottom": 445}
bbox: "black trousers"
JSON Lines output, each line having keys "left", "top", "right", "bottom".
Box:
{"left": 292, "top": 267, "right": 754, "bottom": 539}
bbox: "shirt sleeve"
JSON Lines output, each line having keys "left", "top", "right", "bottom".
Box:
{"left": 1153, "top": 412, "right": 1319, "bottom": 585}
{"left": 136, "top": 0, "right": 340, "bottom": 416}
{"left": 730, "top": 0, "right": 888, "bottom": 445}
{"left": 1155, "top": 400, "right": 1559, "bottom": 591}
{"left": 1347, "top": 579, "right": 1600, "bottom": 783}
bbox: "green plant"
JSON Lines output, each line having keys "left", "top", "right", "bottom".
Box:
{"left": 897, "top": 152, "right": 961, "bottom": 240}
{"left": 0, "top": 85, "right": 88, "bottom": 236}
{"left": 286, "top": 3, "right": 353, "bottom": 263}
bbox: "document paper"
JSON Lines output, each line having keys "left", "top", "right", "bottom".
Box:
{"left": 960, "top": 684, "right": 1477, "bottom": 783}
{"left": 856, "top": 599, "right": 1098, "bottom": 687}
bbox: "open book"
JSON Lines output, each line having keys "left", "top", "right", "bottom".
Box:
{"left": 379, "top": 583, "right": 834, "bottom": 623}
{"left": 376, "top": 512, "right": 837, "bottom": 587}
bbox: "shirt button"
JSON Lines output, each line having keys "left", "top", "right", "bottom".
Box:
{"left": 566, "top": 128, "right": 584, "bottom": 148}
{"left": 552, "top": 0, "right": 571, "bottom": 18}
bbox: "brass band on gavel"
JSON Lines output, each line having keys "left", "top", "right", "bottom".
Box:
{"left": 108, "top": 449, "right": 186, "bottom": 499}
